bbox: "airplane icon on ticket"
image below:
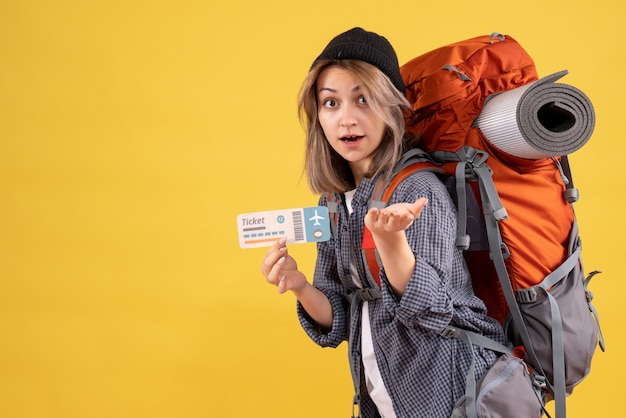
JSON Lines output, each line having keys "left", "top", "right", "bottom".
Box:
{"left": 308, "top": 209, "right": 325, "bottom": 226}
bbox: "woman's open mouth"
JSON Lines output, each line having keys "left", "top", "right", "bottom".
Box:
{"left": 341, "top": 135, "right": 363, "bottom": 143}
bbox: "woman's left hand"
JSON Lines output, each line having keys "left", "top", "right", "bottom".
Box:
{"left": 364, "top": 197, "right": 428, "bottom": 234}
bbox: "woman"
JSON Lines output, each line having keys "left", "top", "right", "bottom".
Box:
{"left": 260, "top": 27, "right": 505, "bottom": 418}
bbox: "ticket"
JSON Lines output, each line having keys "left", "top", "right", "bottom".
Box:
{"left": 237, "top": 206, "right": 331, "bottom": 248}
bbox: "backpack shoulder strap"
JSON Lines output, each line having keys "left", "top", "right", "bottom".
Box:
{"left": 364, "top": 152, "right": 443, "bottom": 286}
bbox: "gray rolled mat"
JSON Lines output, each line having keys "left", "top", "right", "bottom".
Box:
{"left": 474, "top": 70, "right": 595, "bottom": 159}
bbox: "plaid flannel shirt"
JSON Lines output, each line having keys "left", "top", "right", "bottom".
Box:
{"left": 297, "top": 170, "right": 505, "bottom": 418}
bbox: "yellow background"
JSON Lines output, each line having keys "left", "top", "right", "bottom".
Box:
{"left": 0, "top": 1, "right": 622, "bottom": 417}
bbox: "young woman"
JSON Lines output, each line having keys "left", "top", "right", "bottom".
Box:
{"left": 260, "top": 27, "right": 505, "bottom": 418}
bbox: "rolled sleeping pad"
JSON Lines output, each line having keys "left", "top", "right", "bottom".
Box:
{"left": 474, "top": 70, "right": 595, "bottom": 159}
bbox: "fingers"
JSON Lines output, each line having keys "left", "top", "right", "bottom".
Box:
{"left": 260, "top": 237, "right": 307, "bottom": 296}
{"left": 366, "top": 207, "right": 389, "bottom": 223}
{"left": 260, "top": 237, "right": 288, "bottom": 285}
{"left": 376, "top": 206, "right": 413, "bottom": 224}
{"left": 276, "top": 272, "right": 289, "bottom": 294}
{"left": 408, "top": 197, "right": 428, "bottom": 218}
{"left": 365, "top": 207, "right": 390, "bottom": 231}
{"left": 366, "top": 198, "right": 429, "bottom": 233}
{"left": 381, "top": 198, "right": 428, "bottom": 220}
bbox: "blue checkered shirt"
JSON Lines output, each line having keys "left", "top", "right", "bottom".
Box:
{"left": 297, "top": 170, "right": 505, "bottom": 417}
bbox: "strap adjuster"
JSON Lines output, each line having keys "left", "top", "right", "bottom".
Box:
{"left": 516, "top": 287, "right": 538, "bottom": 303}
{"left": 440, "top": 325, "right": 461, "bottom": 339}
{"left": 354, "top": 288, "right": 382, "bottom": 302}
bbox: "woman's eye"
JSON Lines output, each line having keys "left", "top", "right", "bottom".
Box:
{"left": 357, "top": 96, "right": 367, "bottom": 105}
{"left": 323, "top": 98, "right": 337, "bottom": 108}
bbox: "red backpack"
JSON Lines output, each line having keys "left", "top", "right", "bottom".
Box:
{"left": 332, "top": 33, "right": 604, "bottom": 418}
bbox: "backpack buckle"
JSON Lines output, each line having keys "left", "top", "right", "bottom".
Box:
{"left": 440, "top": 325, "right": 461, "bottom": 339}
{"left": 354, "top": 288, "right": 382, "bottom": 302}
{"left": 465, "top": 147, "right": 489, "bottom": 167}
{"left": 456, "top": 234, "right": 471, "bottom": 250}
{"left": 516, "top": 287, "right": 538, "bottom": 303}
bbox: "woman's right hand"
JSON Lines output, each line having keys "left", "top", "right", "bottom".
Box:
{"left": 261, "top": 237, "right": 334, "bottom": 329}
{"left": 260, "top": 237, "right": 307, "bottom": 294}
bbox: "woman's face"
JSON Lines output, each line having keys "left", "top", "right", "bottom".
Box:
{"left": 316, "top": 66, "right": 386, "bottom": 185}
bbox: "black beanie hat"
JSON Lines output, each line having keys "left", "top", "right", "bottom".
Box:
{"left": 311, "top": 27, "right": 405, "bottom": 94}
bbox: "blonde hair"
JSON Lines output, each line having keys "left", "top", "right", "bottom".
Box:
{"left": 298, "top": 59, "right": 414, "bottom": 195}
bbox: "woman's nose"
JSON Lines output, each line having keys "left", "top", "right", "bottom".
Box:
{"left": 339, "top": 104, "right": 357, "bottom": 127}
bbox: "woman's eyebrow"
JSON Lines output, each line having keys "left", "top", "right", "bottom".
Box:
{"left": 317, "top": 85, "right": 362, "bottom": 94}
{"left": 318, "top": 86, "right": 337, "bottom": 94}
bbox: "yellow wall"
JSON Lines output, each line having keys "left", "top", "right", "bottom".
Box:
{"left": 0, "top": 1, "right": 621, "bottom": 417}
